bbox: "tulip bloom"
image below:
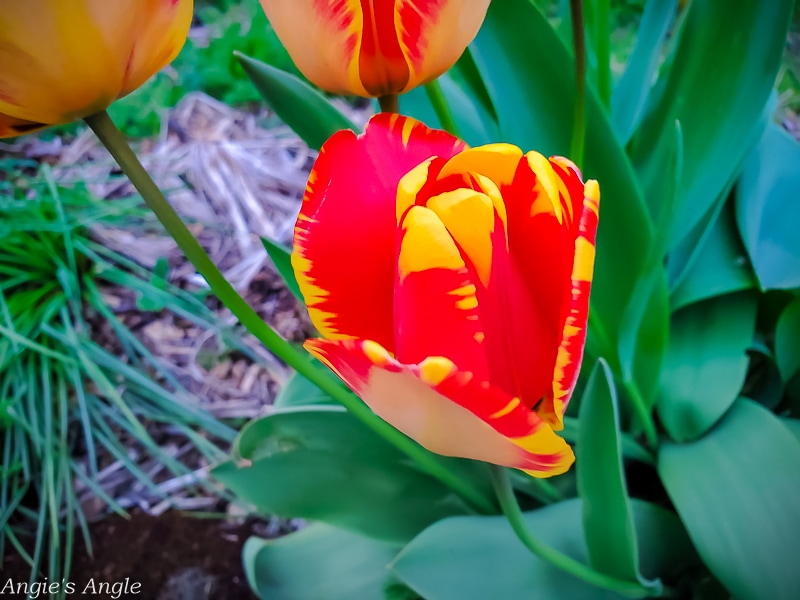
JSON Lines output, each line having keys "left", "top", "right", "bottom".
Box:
{"left": 292, "top": 115, "right": 600, "bottom": 477}
{"left": 259, "top": 0, "right": 490, "bottom": 97}
{"left": 0, "top": 0, "right": 193, "bottom": 138}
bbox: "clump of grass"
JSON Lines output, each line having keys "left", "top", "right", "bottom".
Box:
{"left": 0, "top": 167, "right": 244, "bottom": 591}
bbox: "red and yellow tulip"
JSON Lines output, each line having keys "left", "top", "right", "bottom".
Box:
{"left": 0, "top": 0, "right": 193, "bottom": 138}
{"left": 259, "top": 0, "right": 490, "bottom": 97}
{"left": 292, "top": 114, "right": 600, "bottom": 478}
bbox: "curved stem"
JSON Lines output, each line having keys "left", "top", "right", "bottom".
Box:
{"left": 490, "top": 465, "right": 654, "bottom": 598}
{"left": 424, "top": 79, "right": 461, "bottom": 137}
{"left": 569, "top": 0, "right": 587, "bottom": 168}
{"left": 378, "top": 94, "right": 399, "bottom": 114}
{"left": 84, "top": 109, "right": 496, "bottom": 515}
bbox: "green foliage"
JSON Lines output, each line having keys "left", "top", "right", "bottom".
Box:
{"left": 391, "top": 499, "right": 693, "bottom": 600}
{"left": 220, "top": 0, "right": 800, "bottom": 597}
{"left": 243, "top": 524, "right": 403, "bottom": 600}
{"left": 212, "top": 406, "right": 481, "bottom": 544}
{"left": 577, "top": 360, "right": 658, "bottom": 592}
{"left": 659, "top": 399, "right": 800, "bottom": 600}
{"left": 736, "top": 123, "right": 800, "bottom": 290}
{"left": 0, "top": 170, "right": 238, "bottom": 589}
{"left": 237, "top": 54, "right": 356, "bottom": 150}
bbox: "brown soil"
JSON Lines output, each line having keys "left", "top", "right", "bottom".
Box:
{"left": 2, "top": 511, "right": 262, "bottom": 599}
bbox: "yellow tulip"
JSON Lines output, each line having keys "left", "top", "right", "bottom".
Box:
{"left": 259, "top": 0, "right": 491, "bottom": 97}
{"left": 0, "top": 0, "right": 193, "bottom": 138}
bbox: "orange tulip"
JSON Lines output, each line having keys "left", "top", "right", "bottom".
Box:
{"left": 292, "top": 114, "right": 600, "bottom": 478}
{"left": 259, "top": 0, "right": 490, "bottom": 97}
{"left": 0, "top": 0, "right": 193, "bottom": 138}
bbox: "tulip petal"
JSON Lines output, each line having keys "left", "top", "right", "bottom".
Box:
{"left": 261, "top": 0, "right": 489, "bottom": 96}
{"left": 0, "top": 0, "right": 190, "bottom": 129}
{"left": 305, "top": 338, "right": 574, "bottom": 477}
{"left": 0, "top": 112, "right": 46, "bottom": 138}
{"left": 394, "top": 205, "right": 489, "bottom": 379}
{"left": 540, "top": 179, "right": 600, "bottom": 428}
{"left": 292, "top": 114, "right": 466, "bottom": 352}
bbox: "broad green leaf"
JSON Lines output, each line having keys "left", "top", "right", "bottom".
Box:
{"left": 237, "top": 52, "right": 357, "bottom": 150}
{"left": 260, "top": 237, "right": 302, "bottom": 303}
{"left": 399, "top": 75, "right": 497, "bottom": 146}
{"left": 212, "top": 406, "right": 479, "bottom": 543}
{"left": 670, "top": 200, "right": 756, "bottom": 311}
{"left": 775, "top": 297, "right": 800, "bottom": 383}
{"left": 659, "top": 399, "right": 800, "bottom": 600}
{"left": 629, "top": 0, "right": 792, "bottom": 248}
{"left": 577, "top": 360, "right": 660, "bottom": 593}
{"left": 782, "top": 418, "right": 800, "bottom": 443}
{"left": 392, "top": 499, "right": 693, "bottom": 600}
{"left": 471, "top": 0, "right": 663, "bottom": 376}
{"left": 612, "top": 0, "right": 678, "bottom": 143}
{"left": 657, "top": 292, "right": 757, "bottom": 442}
{"left": 735, "top": 123, "right": 800, "bottom": 290}
{"left": 273, "top": 372, "right": 339, "bottom": 410}
{"left": 243, "top": 524, "right": 401, "bottom": 600}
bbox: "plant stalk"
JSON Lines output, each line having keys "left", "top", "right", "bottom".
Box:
{"left": 490, "top": 465, "right": 653, "bottom": 597}
{"left": 378, "top": 94, "right": 399, "bottom": 114}
{"left": 84, "top": 109, "right": 496, "bottom": 515}
{"left": 569, "top": 0, "right": 587, "bottom": 168}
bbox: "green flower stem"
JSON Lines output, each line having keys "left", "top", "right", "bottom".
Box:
{"left": 378, "top": 94, "right": 399, "bottom": 113}
{"left": 490, "top": 465, "right": 653, "bottom": 598}
{"left": 569, "top": 0, "right": 587, "bottom": 169}
{"left": 424, "top": 79, "right": 461, "bottom": 138}
{"left": 84, "top": 109, "right": 496, "bottom": 515}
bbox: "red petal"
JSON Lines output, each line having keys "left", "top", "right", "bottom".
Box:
{"left": 540, "top": 178, "right": 600, "bottom": 428}
{"left": 305, "top": 338, "right": 574, "bottom": 477}
{"left": 292, "top": 114, "right": 466, "bottom": 353}
{"left": 393, "top": 205, "right": 488, "bottom": 379}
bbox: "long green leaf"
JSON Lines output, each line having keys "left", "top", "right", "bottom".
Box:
{"left": 658, "top": 399, "right": 800, "bottom": 600}
{"left": 237, "top": 52, "right": 357, "bottom": 149}
{"left": 577, "top": 360, "right": 660, "bottom": 593}
{"left": 612, "top": 0, "right": 678, "bottom": 143}
{"left": 629, "top": 0, "right": 792, "bottom": 248}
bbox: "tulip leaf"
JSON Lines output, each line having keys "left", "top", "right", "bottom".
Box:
{"left": 260, "top": 237, "right": 302, "bottom": 303}
{"left": 658, "top": 399, "right": 800, "bottom": 600}
{"left": 775, "top": 297, "right": 800, "bottom": 384}
{"left": 783, "top": 418, "right": 800, "bottom": 444}
{"left": 212, "top": 406, "right": 481, "bottom": 544}
{"left": 273, "top": 372, "right": 340, "bottom": 410}
{"left": 237, "top": 52, "right": 358, "bottom": 149}
{"left": 617, "top": 121, "right": 681, "bottom": 407}
{"left": 657, "top": 292, "right": 757, "bottom": 442}
{"left": 735, "top": 123, "right": 800, "bottom": 290}
{"left": 243, "top": 523, "right": 402, "bottom": 600}
{"left": 470, "top": 0, "right": 664, "bottom": 376}
{"left": 577, "top": 360, "right": 661, "bottom": 593}
{"left": 670, "top": 200, "right": 756, "bottom": 311}
{"left": 628, "top": 0, "right": 792, "bottom": 249}
{"left": 391, "top": 499, "right": 694, "bottom": 600}
{"left": 612, "top": 0, "right": 678, "bottom": 143}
